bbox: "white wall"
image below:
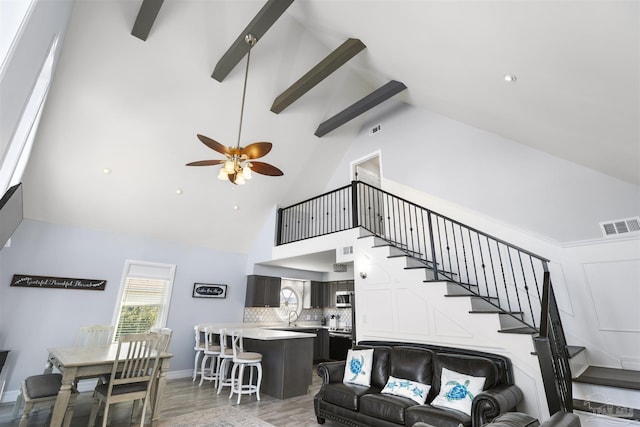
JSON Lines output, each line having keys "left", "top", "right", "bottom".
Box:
{"left": 324, "top": 101, "right": 639, "bottom": 244}
{"left": 0, "top": 219, "right": 248, "bottom": 401}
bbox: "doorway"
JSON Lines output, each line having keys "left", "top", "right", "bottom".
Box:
{"left": 351, "top": 152, "right": 385, "bottom": 236}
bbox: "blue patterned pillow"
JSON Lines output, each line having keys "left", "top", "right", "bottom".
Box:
{"left": 381, "top": 375, "right": 431, "bottom": 404}
{"left": 431, "top": 367, "right": 486, "bottom": 415}
{"left": 342, "top": 349, "right": 374, "bottom": 386}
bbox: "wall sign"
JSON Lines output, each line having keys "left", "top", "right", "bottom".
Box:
{"left": 10, "top": 274, "right": 106, "bottom": 291}
{"left": 192, "top": 283, "right": 227, "bottom": 299}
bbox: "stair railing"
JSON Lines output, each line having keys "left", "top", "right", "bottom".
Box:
{"left": 278, "top": 181, "right": 547, "bottom": 329}
{"left": 534, "top": 271, "right": 573, "bottom": 413}
{"left": 276, "top": 180, "right": 572, "bottom": 412}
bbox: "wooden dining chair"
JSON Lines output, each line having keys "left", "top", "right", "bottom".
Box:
{"left": 11, "top": 324, "right": 113, "bottom": 422}
{"left": 88, "top": 332, "right": 162, "bottom": 427}
{"left": 15, "top": 373, "right": 77, "bottom": 427}
{"left": 149, "top": 327, "right": 173, "bottom": 352}
{"left": 75, "top": 325, "right": 114, "bottom": 347}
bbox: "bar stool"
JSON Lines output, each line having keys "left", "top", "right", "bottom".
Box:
{"left": 216, "top": 329, "right": 235, "bottom": 393}
{"left": 229, "top": 330, "right": 262, "bottom": 404}
{"left": 192, "top": 325, "right": 205, "bottom": 381}
{"left": 199, "top": 326, "right": 221, "bottom": 386}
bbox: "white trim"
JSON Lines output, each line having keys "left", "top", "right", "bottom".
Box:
{"left": 0, "top": 0, "right": 37, "bottom": 79}
{"left": 349, "top": 150, "right": 383, "bottom": 184}
{"left": 111, "top": 259, "right": 176, "bottom": 340}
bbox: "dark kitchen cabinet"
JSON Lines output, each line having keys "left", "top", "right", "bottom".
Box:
{"left": 336, "top": 280, "right": 354, "bottom": 292}
{"left": 245, "top": 275, "right": 281, "bottom": 307}
{"left": 314, "top": 328, "right": 329, "bottom": 362}
{"left": 309, "top": 281, "right": 329, "bottom": 308}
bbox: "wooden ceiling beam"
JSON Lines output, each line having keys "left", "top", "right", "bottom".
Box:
{"left": 131, "top": 0, "right": 165, "bottom": 41}
{"left": 211, "top": 0, "right": 295, "bottom": 82}
{"left": 314, "top": 80, "right": 407, "bottom": 137}
{"left": 270, "top": 38, "right": 366, "bottom": 114}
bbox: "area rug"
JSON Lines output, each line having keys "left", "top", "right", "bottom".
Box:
{"left": 158, "top": 406, "right": 276, "bottom": 427}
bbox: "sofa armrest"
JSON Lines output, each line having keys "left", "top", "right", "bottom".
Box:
{"left": 472, "top": 384, "right": 524, "bottom": 426}
{"left": 317, "top": 361, "right": 346, "bottom": 384}
{"left": 540, "top": 412, "right": 580, "bottom": 427}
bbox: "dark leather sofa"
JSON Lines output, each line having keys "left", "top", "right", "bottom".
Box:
{"left": 314, "top": 341, "right": 524, "bottom": 427}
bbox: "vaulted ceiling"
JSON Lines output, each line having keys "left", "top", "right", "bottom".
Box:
{"left": 21, "top": 0, "right": 639, "bottom": 253}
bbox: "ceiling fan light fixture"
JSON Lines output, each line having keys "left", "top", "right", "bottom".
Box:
{"left": 187, "top": 34, "right": 284, "bottom": 185}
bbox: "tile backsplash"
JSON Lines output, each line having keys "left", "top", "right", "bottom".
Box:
{"left": 244, "top": 307, "right": 353, "bottom": 329}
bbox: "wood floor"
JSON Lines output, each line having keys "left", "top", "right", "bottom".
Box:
{"left": 0, "top": 370, "right": 343, "bottom": 427}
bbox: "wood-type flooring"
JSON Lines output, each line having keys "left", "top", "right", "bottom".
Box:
{"left": 0, "top": 370, "right": 343, "bottom": 427}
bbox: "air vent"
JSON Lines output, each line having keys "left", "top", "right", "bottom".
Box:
{"left": 600, "top": 217, "right": 640, "bottom": 237}
{"left": 333, "top": 263, "right": 347, "bottom": 272}
{"left": 369, "top": 124, "right": 381, "bottom": 135}
{"left": 342, "top": 246, "right": 353, "bottom": 255}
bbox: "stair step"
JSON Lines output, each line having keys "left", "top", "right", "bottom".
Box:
{"left": 574, "top": 366, "right": 640, "bottom": 390}
{"left": 566, "top": 345, "right": 586, "bottom": 358}
{"left": 573, "top": 398, "right": 640, "bottom": 421}
{"left": 497, "top": 326, "right": 538, "bottom": 334}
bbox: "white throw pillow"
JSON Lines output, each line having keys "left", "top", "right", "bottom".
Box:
{"left": 381, "top": 375, "right": 431, "bottom": 404}
{"left": 431, "top": 367, "right": 486, "bottom": 415}
{"left": 342, "top": 349, "right": 374, "bottom": 386}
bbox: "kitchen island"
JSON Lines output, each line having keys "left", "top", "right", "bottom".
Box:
{"left": 199, "top": 325, "right": 315, "bottom": 399}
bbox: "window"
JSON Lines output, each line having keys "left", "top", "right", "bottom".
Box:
{"left": 112, "top": 260, "right": 176, "bottom": 341}
{"left": 276, "top": 278, "right": 304, "bottom": 322}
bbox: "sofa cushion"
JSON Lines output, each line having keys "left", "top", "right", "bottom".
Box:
{"left": 382, "top": 375, "right": 431, "bottom": 404}
{"left": 321, "top": 382, "right": 374, "bottom": 411}
{"left": 343, "top": 348, "right": 374, "bottom": 386}
{"left": 360, "top": 392, "right": 416, "bottom": 425}
{"left": 431, "top": 367, "right": 486, "bottom": 415}
{"left": 406, "top": 403, "right": 472, "bottom": 427}
{"left": 390, "top": 346, "right": 434, "bottom": 384}
{"left": 430, "top": 353, "right": 499, "bottom": 402}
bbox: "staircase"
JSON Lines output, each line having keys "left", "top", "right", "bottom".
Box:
{"left": 276, "top": 180, "right": 639, "bottom": 419}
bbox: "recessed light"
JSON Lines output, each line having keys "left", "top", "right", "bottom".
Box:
{"left": 233, "top": 205, "right": 239, "bottom": 211}
{"left": 103, "top": 168, "right": 111, "bottom": 175}
{"left": 176, "top": 189, "right": 183, "bottom": 195}
{"left": 504, "top": 74, "right": 517, "bottom": 83}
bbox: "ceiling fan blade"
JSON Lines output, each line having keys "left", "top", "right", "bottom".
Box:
{"left": 197, "top": 134, "right": 230, "bottom": 155}
{"left": 241, "top": 142, "right": 272, "bottom": 159}
{"left": 249, "top": 161, "right": 284, "bottom": 176}
{"left": 186, "top": 160, "right": 225, "bottom": 166}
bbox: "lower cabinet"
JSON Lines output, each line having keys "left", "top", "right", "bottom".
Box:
{"left": 329, "top": 334, "right": 352, "bottom": 361}
{"left": 313, "top": 328, "right": 329, "bottom": 362}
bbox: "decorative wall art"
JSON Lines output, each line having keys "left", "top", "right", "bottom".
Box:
{"left": 192, "top": 283, "right": 227, "bottom": 299}
{"left": 10, "top": 274, "right": 106, "bottom": 291}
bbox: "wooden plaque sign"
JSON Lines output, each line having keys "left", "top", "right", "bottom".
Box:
{"left": 10, "top": 274, "right": 107, "bottom": 291}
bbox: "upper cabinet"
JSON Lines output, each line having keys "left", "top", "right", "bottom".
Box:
{"left": 245, "top": 275, "right": 281, "bottom": 307}
{"left": 308, "top": 281, "right": 328, "bottom": 308}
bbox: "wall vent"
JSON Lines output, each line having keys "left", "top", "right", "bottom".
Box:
{"left": 333, "top": 263, "right": 348, "bottom": 272}
{"left": 599, "top": 217, "right": 640, "bottom": 237}
{"left": 342, "top": 246, "right": 353, "bottom": 255}
{"left": 369, "top": 124, "right": 381, "bottom": 136}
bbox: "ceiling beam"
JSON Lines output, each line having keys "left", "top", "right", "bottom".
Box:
{"left": 270, "top": 38, "right": 366, "bottom": 114}
{"left": 314, "top": 80, "right": 407, "bottom": 137}
{"left": 131, "top": 0, "right": 165, "bottom": 41}
{"left": 211, "top": 0, "right": 295, "bottom": 82}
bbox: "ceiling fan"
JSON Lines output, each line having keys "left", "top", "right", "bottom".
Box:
{"left": 187, "top": 34, "right": 283, "bottom": 185}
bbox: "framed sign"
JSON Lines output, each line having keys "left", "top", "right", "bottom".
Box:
{"left": 192, "top": 283, "right": 227, "bottom": 299}
{"left": 10, "top": 274, "right": 106, "bottom": 291}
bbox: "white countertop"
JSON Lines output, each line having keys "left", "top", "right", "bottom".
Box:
{"left": 196, "top": 324, "right": 316, "bottom": 340}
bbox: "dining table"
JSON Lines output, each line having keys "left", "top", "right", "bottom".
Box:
{"left": 45, "top": 343, "right": 173, "bottom": 427}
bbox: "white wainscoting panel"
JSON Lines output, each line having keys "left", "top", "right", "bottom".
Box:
{"left": 583, "top": 259, "right": 640, "bottom": 332}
